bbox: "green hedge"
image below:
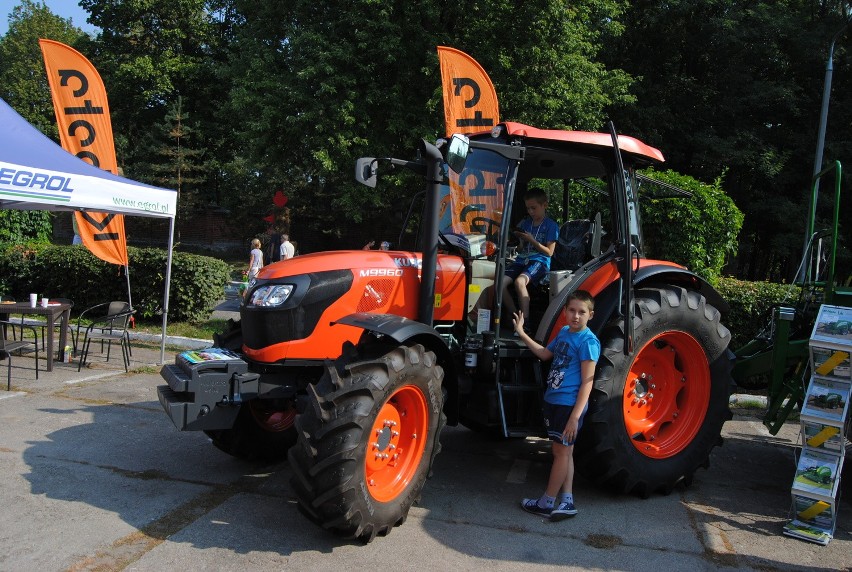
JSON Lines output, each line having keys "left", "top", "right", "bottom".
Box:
{"left": 716, "top": 276, "right": 801, "bottom": 349}
{"left": 565, "top": 169, "right": 743, "bottom": 282}
{"left": 0, "top": 243, "right": 230, "bottom": 323}
{"left": 639, "top": 170, "right": 743, "bottom": 283}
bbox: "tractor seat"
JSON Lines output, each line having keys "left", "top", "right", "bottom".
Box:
{"left": 539, "top": 213, "right": 602, "bottom": 302}
{"left": 552, "top": 215, "right": 600, "bottom": 272}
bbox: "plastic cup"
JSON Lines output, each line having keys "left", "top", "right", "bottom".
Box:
{"left": 29, "top": 293, "right": 37, "bottom": 307}
{"left": 41, "top": 297, "right": 49, "bottom": 308}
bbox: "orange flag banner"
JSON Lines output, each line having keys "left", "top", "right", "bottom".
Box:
{"left": 437, "top": 46, "right": 500, "bottom": 136}
{"left": 40, "top": 39, "right": 128, "bottom": 266}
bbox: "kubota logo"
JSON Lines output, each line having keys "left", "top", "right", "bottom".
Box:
{"left": 393, "top": 257, "right": 422, "bottom": 269}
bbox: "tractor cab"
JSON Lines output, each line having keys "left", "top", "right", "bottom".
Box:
{"left": 434, "top": 123, "right": 665, "bottom": 341}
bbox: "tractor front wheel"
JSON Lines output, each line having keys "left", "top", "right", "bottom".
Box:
{"left": 288, "top": 342, "right": 446, "bottom": 543}
{"left": 575, "top": 286, "right": 733, "bottom": 496}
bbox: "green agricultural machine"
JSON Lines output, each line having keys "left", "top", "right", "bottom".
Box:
{"left": 801, "top": 465, "right": 833, "bottom": 485}
{"left": 732, "top": 161, "right": 851, "bottom": 433}
{"left": 811, "top": 392, "right": 843, "bottom": 410}
{"left": 818, "top": 320, "right": 852, "bottom": 336}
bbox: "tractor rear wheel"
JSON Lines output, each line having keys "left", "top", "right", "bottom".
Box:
{"left": 204, "top": 399, "right": 297, "bottom": 462}
{"left": 575, "top": 286, "right": 733, "bottom": 497}
{"left": 288, "top": 342, "right": 446, "bottom": 543}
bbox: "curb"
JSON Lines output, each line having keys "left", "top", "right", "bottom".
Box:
{"left": 729, "top": 394, "right": 768, "bottom": 408}
{"left": 127, "top": 330, "right": 212, "bottom": 350}
{"left": 66, "top": 324, "right": 213, "bottom": 351}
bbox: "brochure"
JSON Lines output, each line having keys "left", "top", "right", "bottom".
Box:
{"left": 810, "top": 346, "right": 851, "bottom": 380}
{"left": 811, "top": 304, "right": 852, "bottom": 350}
{"left": 790, "top": 493, "right": 836, "bottom": 531}
{"left": 800, "top": 376, "right": 851, "bottom": 424}
{"left": 801, "top": 419, "right": 845, "bottom": 454}
{"left": 179, "top": 347, "right": 242, "bottom": 365}
{"left": 782, "top": 519, "right": 832, "bottom": 546}
{"left": 791, "top": 448, "right": 843, "bottom": 500}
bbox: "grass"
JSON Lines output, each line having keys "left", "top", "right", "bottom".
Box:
{"left": 134, "top": 317, "right": 230, "bottom": 340}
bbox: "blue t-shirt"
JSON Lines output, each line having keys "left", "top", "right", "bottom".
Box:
{"left": 516, "top": 216, "right": 559, "bottom": 270}
{"left": 544, "top": 326, "right": 601, "bottom": 406}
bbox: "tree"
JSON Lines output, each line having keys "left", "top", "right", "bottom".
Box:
{"left": 133, "top": 96, "right": 208, "bottom": 221}
{"left": 605, "top": 0, "right": 852, "bottom": 281}
{"left": 78, "top": 0, "right": 221, "bottom": 167}
{"left": 0, "top": 0, "right": 87, "bottom": 137}
{"left": 453, "top": 0, "right": 634, "bottom": 130}
{"left": 217, "top": 0, "right": 637, "bottom": 251}
{"left": 0, "top": 0, "right": 87, "bottom": 244}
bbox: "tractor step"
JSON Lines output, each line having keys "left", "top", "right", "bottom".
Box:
{"left": 506, "top": 428, "right": 546, "bottom": 438}
{"left": 499, "top": 383, "right": 542, "bottom": 392}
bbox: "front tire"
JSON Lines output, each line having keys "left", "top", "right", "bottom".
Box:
{"left": 288, "top": 342, "right": 446, "bottom": 543}
{"left": 575, "top": 286, "right": 733, "bottom": 496}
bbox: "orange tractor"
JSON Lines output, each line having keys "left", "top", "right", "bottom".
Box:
{"left": 159, "top": 122, "right": 733, "bottom": 542}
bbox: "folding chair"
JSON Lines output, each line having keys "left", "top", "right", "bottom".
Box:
{"left": 77, "top": 303, "right": 134, "bottom": 372}
{"left": 1, "top": 320, "right": 39, "bottom": 389}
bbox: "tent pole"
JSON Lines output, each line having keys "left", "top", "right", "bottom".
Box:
{"left": 160, "top": 217, "right": 176, "bottom": 364}
{"left": 125, "top": 264, "right": 132, "bottom": 309}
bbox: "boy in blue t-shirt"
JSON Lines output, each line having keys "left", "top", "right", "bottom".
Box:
{"left": 513, "top": 290, "right": 600, "bottom": 520}
{"left": 503, "top": 188, "right": 559, "bottom": 331}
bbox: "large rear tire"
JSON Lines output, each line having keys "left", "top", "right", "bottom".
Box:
{"left": 288, "top": 342, "right": 445, "bottom": 543}
{"left": 575, "top": 286, "right": 733, "bottom": 496}
{"left": 204, "top": 399, "right": 297, "bottom": 462}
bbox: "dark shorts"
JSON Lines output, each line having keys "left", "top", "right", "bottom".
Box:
{"left": 505, "top": 259, "right": 548, "bottom": 287}
{"left": 543, "top": 401, "right": 587, "bottom": 446}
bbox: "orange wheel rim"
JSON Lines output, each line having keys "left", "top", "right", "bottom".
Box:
{"left": 622, "top": 331, "right": 710, "bottom": 459}
{"left": 365, "top": 385, "right": 429, "bottom": 502}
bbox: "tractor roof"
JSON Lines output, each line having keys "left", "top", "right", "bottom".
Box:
{"left": 487, "top": 122, "right": 665, "bottom": 165}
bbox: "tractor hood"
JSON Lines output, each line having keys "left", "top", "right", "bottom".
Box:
{"left": 239, "top": 249, "right": 466, "bottom": 363}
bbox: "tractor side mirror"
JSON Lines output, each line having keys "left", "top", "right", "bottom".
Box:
{"left": 355, "top": 157, "right": 377, "bottom": 188}
{"left": 446, "top": 134, "right": 470, "bottom": 174}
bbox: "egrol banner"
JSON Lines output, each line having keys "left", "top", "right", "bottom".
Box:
{"left": 40, "top": 38, "right": 128, "bottom": 266}
{"left": 437, "top": 46, "right": 500, "bottom": 137}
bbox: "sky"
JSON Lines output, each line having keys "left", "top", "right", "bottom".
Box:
{"left": 0, "top": 0, "right": 98, "bottom": 35}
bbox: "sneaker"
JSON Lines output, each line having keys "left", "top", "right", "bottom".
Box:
{"left": 550, "top": 501, "right": 578, "bottom": 520}
{"left": 521, "top": 497, "right": 552, "bottom": 517}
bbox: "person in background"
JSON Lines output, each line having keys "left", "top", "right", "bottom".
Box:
{"left": 267, "top": 231, "right": 281, "bottom": 264}
{"left": 280, "top": 234, "right": 296, "bottom": 259}
{"left": 71, "top": 213, "right": 82, "bottom": 245}
{"left": 246, "top": 238, "right": 264, "bottom": 280}
{"left": 363, "top": 240, "right": 390, "bottom": 250}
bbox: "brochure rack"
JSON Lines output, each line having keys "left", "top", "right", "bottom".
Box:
{"left": 783, "top": 304, "right": 851, "bottom": 545}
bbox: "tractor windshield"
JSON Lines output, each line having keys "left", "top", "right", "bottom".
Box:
{"left": 438, "top": 147, "right": 512, "bottom": 256}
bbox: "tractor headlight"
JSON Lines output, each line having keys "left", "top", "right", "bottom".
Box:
{"left": 248, "top": 284, "right": 294, "bottom": 307}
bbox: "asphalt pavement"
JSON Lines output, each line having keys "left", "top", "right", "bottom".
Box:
{"left": 0, "top": 324, "right": 850, "bottom": 571}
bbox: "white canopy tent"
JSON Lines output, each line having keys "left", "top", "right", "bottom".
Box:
{"left": 0, "top": 97, "right": 178, "bottom": 363}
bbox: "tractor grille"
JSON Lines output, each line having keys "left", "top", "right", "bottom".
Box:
{"left": 241, "top": 270, "right": 353, "bottom": 348}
